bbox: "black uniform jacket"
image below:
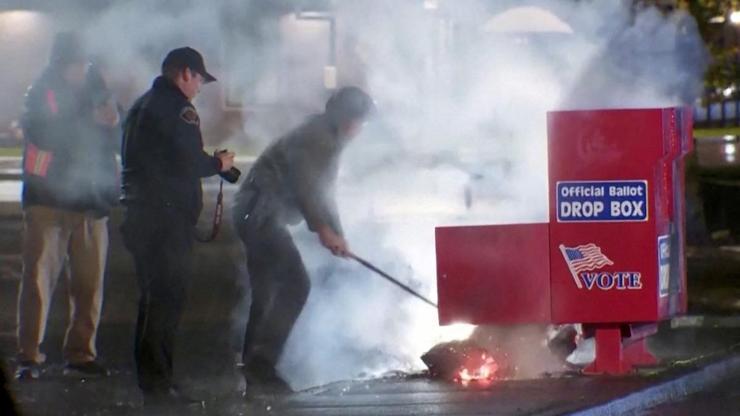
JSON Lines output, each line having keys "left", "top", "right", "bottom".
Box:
{"left": 121, "top": 76, "right": 221, "bottom": 224}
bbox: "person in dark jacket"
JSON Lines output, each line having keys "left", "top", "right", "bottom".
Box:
{"left": 232, "top": 86, "right": 374, "bottom": 393}
{"left": 120, "top": 47, "right": 235, "bottom": 404}
{"left": 16, "top": 32, "right": 119, "bottom": 380}
{"left": 82, "top": 58, "right": 122, "bottom": 210}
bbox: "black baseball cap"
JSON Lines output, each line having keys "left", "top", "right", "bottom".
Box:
{"left": 161, "top": 47, "right": 217, "bottom": 83}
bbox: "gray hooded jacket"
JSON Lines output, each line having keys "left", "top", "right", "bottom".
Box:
{"left": 234, "top": 113, "right": 345, "bottom": 235}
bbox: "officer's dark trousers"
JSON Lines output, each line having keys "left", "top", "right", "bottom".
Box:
{"left": 238, "top": 217, "right": 310, "bottom": 371}
{"left": 121, "top": 205, "right": 193, "bottom": 393}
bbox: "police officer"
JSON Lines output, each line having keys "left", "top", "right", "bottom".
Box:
{"left": 233, "top": 86, "right": 374, "bottom": 393}
{"left": 120, "top": 47, "right": 235, "bottom": 403}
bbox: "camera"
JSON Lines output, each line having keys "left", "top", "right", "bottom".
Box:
{"left": 215, "top": 149, "right": 241, "bottom": 184}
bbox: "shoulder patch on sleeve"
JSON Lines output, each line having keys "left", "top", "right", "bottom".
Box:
{"left": 180, "top": 106, "right": 200, "bottom": 126}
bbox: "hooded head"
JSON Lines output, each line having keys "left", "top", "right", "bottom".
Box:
{"left": 49, "top": 32, "right": 88, "bottom": 87}
{"left": 325, "top": 86, "right": 375, "bottom": 139}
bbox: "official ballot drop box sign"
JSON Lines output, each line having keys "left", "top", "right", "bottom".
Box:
{"left": 436, "top": 108, "right": 691, "bottom": 326}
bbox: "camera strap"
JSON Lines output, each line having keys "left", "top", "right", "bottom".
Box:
{"left": 195, "top": 180, "right": 224, "bottom": 243}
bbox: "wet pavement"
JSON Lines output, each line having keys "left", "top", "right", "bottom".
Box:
{"left": 1, "top": 154, "right": 740, "bottom": 415}
{"left": 2, "top": 324, "right": 739, "bottom": 415}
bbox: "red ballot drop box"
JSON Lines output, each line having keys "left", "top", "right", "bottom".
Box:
{"left": 436, "top": 108, "right": 692, "bottom": 374}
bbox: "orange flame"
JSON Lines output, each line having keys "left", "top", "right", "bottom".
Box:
{"left": 456, "top": 353, "right": 499, "bottom": 383}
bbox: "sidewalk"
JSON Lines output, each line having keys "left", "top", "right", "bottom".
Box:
{"left": 639, "top": 371, "right": 740, "bottom": 415}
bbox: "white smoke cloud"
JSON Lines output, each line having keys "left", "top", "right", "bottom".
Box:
{"left": 47, "top": 0, "right": 707, "bottom": 390}
{"left": 281, "top": 0, "right": 708, "bottom": 389}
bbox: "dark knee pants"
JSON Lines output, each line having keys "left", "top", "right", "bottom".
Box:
{"left": 121, "top": 205, "right": 193, "bottom": 393}
{"left": 239, "top": 218, "right": 310, "bottom": 369}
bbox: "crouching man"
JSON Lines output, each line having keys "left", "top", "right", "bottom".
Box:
{"left": 233, "top": 87, "right": 374, "bottom": 393}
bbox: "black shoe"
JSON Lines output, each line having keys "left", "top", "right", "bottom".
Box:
{"left": 64, "top": 360, "right": 111, "bottom": 378}
{"left": 14, "top": 361, "right": 41, "bottom": 381}
{"left": 243, "top": 361, "right": 293, "bottom": 396}
{"left": 143, "top": 386, "right": 204, "bottom": 409}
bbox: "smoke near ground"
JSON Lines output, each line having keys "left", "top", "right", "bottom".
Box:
{"left": 23, "top": 0, "right": 708, "bottom": 390}
{"left": 282, "top": 0, "right": 708, "bottom": 389}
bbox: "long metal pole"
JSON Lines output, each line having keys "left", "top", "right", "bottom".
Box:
{"left": 348, "top": 252, "right": 438, "bottom": 309}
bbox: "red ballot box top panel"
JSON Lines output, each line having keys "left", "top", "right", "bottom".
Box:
{"left": 436, "top": 223, "right": 551, "bottom": 325}
{"left": 547, "top": 109, "right": 666, "bottom": 181}
{"left": 547, "top": 108, "right": 669, "bottom": 323}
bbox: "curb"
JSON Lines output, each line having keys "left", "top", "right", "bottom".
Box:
{"left": 569, "top": 353, "right": 740, "bottom": 416}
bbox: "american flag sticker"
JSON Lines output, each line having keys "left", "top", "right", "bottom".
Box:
{"left": 559, "top": 243, "right": 614, "bottom": 289}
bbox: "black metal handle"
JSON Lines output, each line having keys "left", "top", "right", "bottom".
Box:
{"left": 348, "top": 252, "right": 438, "bottom": 309}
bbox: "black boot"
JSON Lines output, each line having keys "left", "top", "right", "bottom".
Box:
{"left": 243, "top": 359, "right": 293, "bottom": 395}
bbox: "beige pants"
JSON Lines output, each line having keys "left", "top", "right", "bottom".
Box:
{"left": 17, "top": 206, "right": 108, "bottom": 364}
